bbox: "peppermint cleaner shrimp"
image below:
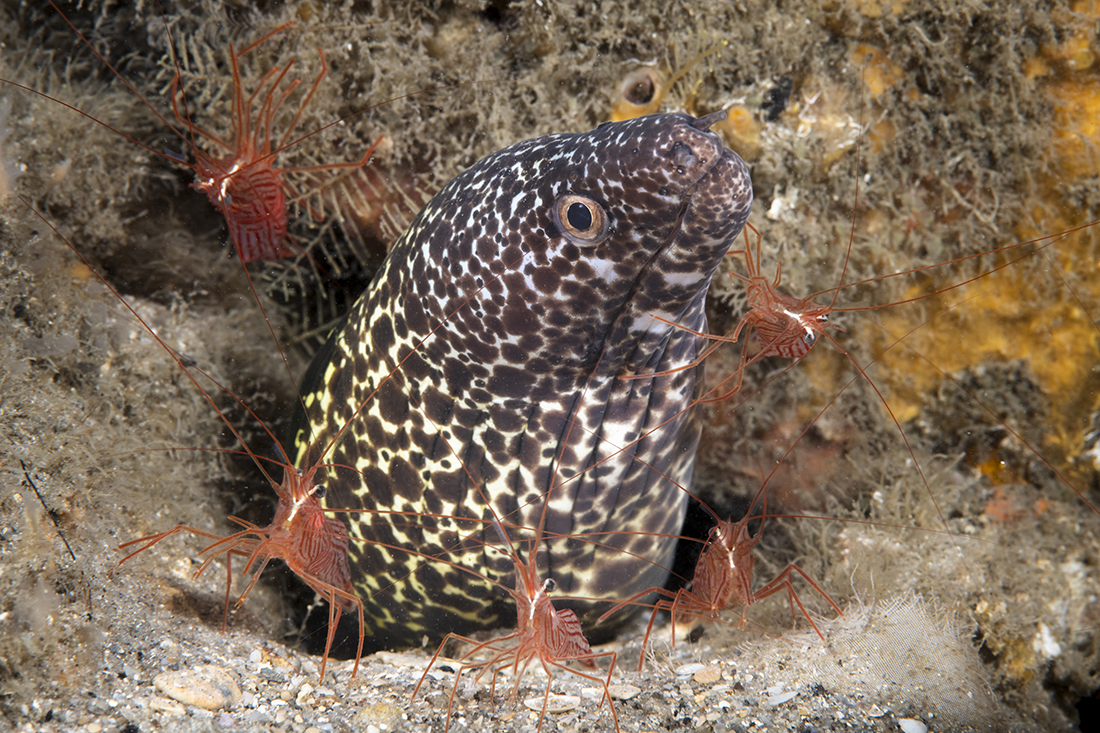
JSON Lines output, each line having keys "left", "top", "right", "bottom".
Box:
{"left": 639, "top": 220, "right": 846, "bottom": 401}
{"left": 407, "top": 401, "right": 625, "bottom": 732}
{"left": 1, "top": 2, "right": 389, "bottom": 268}
{"left": 23, "top": 198, "right": 364, "bottom": 680}
{"left": 163, "top": 22, "right": 380, "bottom": 264}
{"left": 410, "top": 520, "right": 621, "bottom": 733}
{"left": 598, "top": 472, "right": 843, "bottom": 672}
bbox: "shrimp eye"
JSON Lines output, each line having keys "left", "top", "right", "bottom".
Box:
{"left": 542, "top": 578, "right": 557, "bottom": 593}
{"left": 310, "top": 484, "right": 326, "bottom": 499}
{"left": 803, "top": 332, "right": 817, "bottom": 347}
{"left": 552, "top": 194, "right": 610, "bottom": 246}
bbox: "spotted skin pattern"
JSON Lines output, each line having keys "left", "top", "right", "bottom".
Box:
{"left": 292, "top": 113, "right": 753, "bottom": 650}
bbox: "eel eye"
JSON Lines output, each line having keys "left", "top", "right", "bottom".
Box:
{"left": 542, "top": 578, "right": 557, "bottom": 593}
{"left": 553, "top": 194, "right": 610, "bottom": 246}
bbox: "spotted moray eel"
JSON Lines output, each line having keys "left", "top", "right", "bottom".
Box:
{"left": 291, "top": 112, "right": 752, "bottom": 651}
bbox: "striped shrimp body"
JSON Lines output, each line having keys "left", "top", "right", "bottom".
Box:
{"left": 25, "top": 200, "right": 364, "bottom": 679}
{"left": 596, "top": 448, "right": 844, "bottom": 672}
{"left": 115, "top": 462, "right": 362, "bottom": 680}
{"left": 640, "top": 511, "right": 840, "bottom": 648}
{"left": 170, "top": 23, "right": 379, "bottom": 264}
{"left": 640, "top": 220, "right": 846, "bottom": 401}
{"left": 411, "top": 535, "right": 620, "bottom": 733}
{"left": 5, "top": 2, "right": 384, "bottom": 268}
{"left": 409, "top": 429, "right": 621, "bottom": 732}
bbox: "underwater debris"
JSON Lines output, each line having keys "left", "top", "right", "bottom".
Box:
{"left": 0, "top": 97, "right": 22, "bottom": 197}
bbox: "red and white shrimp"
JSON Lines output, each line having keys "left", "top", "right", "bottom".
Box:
{"left": 401, "top": 384, "right": 622, "bottom": 731}
{"left": 1, "top": 2, "right": 401, "bottom": 269}
{"left": 637, "top": 220, "right": 846, "bottom": 401}
{"left": 410, "top": 524, "right": 621, "bottom": 732}
{"left": 162, "top": 22, "right": 379, "bottom": 264}
{"left": 597, "top": 471, "right": 843, "bottom": 672}
{"left": 24, "top": 198, "right": 364, "bottom": 679}
{"left": 115, "top": 465, "right": 360, "bottom": 679}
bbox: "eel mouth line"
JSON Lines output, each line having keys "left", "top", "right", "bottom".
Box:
{"left": 604, "top": 180, "right": 699, "bottom": 379}
{"left": 608, "top": 150, "right": 741, "bottom": 375}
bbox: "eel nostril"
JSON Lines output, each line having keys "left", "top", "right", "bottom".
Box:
{"left": 672, "top": 142, "right": 698, "bottom": 169}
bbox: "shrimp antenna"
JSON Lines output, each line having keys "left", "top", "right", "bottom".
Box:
{"left": 20, "top": 459, "right": 77, "bottom": 563}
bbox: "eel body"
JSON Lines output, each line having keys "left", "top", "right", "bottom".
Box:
{"left": 292, "top": 112, "right": 753, "bottom": 650}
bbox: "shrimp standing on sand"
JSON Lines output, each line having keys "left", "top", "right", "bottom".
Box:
{"left": 117, "top": 461, "right": 361, "bottom": 679}
{"left": 23, "top": 199, "right": 365, "bottom": 681}
{"left": 411, "top": 529, "right": 620, "bottom": 732}
{"left": 599, "top": 475, "right": 842, "bottom": 672}
{"left": 409, "top": 421, "right": 620, "bottom": 733}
